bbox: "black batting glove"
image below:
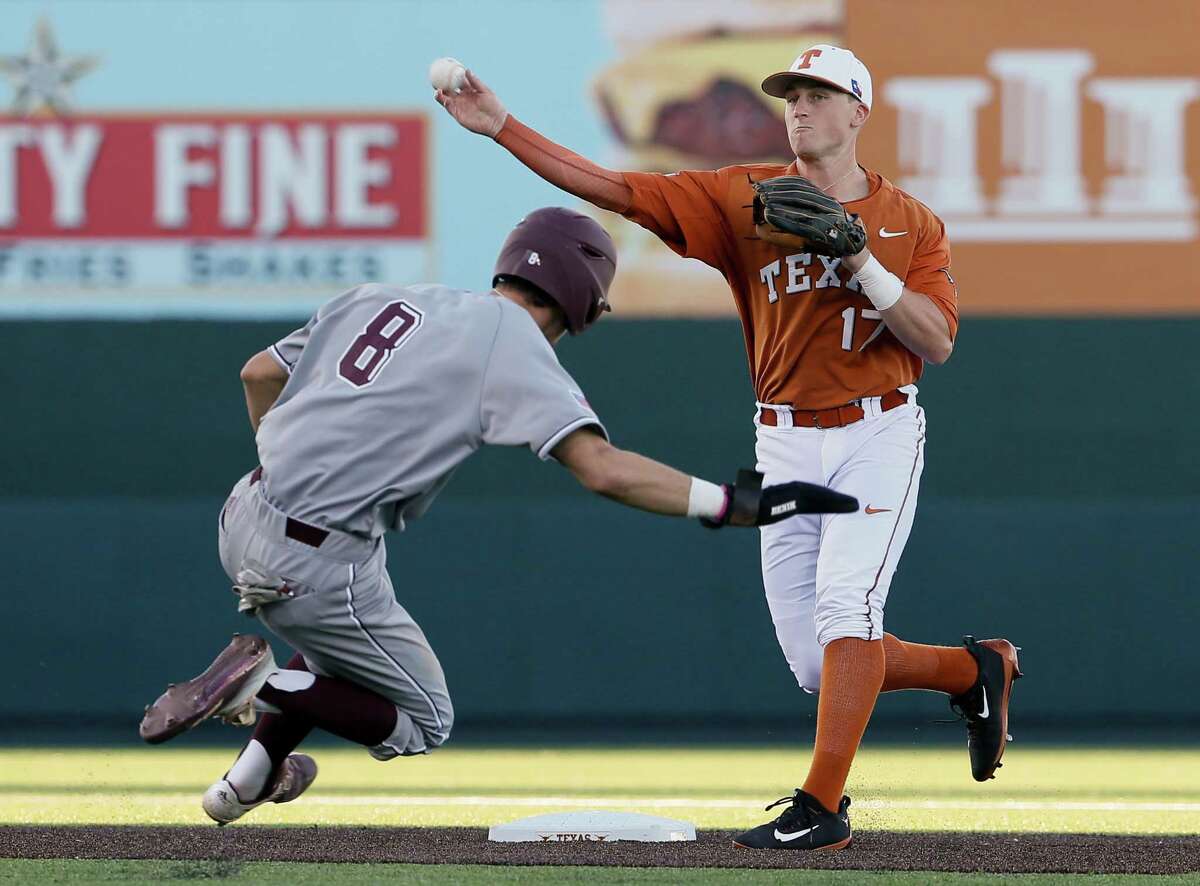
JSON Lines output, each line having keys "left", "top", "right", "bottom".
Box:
{"left": 701, "top": 470, "right": 859, "bottom": 529}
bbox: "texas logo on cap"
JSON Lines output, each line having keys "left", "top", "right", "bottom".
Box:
{"left": 761, "top": 44, "right": 874, "bottom": 111}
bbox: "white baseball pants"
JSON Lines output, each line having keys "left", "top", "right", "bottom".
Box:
{"left": 756, "top": 390, "right": 926, "bottom": 693}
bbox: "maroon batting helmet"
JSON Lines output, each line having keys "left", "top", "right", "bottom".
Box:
{"left": 493, "top": 207, "right": 617, "bottom": 334}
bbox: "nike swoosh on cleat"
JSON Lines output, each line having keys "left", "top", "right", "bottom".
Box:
{"left": 878, "top": 228, "right": 908, "bottom": 238}
{"left": 864, "top": 506, "right": 892, "bottom": 514}
{"left": 774, "top": 825, "right": 817, "bottom": 842}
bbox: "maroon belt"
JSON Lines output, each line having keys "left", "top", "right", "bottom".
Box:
{"left": 758, "top": 388, "right": 909, "bottom": 429}
{"left": 249, "top": 467, "right": 329, "bottom": 548}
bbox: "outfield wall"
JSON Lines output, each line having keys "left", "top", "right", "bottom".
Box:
{"left": 5, "top": 318, "right": 1196, "bottom": 740}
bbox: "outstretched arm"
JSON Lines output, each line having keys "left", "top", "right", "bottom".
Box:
{"left": 553, "top": 428, "right": 694, "bottom": 516}
{"left": 435, "top": 70, "right": 633, "bottom": 212}
{"left": 551, "top": 428, "right": 859, "bottom": 526}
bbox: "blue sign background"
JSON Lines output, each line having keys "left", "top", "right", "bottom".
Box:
{"left": 4, "top": 0, "right": 616, "bottom": 297}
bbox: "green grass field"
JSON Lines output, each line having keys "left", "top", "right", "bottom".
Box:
{"left": 3, "top": 745, "right": 1197, "bottom": 833}
{"left": 2, "top": 744, "right": 1197, "bottom": 883}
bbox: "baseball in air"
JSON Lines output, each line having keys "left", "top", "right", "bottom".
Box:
{"left": 429, "top": 57, "right": 468, "bottom": 93}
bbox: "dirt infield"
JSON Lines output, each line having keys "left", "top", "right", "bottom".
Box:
{"left": 1, "top": 826, "right": 1198, "bottom": 874}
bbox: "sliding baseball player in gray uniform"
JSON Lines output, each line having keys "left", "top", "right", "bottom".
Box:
{"left": 139, "top": 208, "right": 857, "bottom": 825}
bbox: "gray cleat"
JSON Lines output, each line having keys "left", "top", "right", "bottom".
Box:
{"left": 202, "top": 754, "right": 319, "bottom": 825}
{"left": 139, "top": 634, "right": 276, "bottom": 744}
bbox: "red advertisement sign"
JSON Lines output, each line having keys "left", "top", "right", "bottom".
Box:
{"left": 4, "top": 114, "right": 425, "bottom": 238}
{"left": 0, "top": 113, "right": 429, "bottom": 315}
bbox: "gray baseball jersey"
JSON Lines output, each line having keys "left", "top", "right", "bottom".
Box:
{"left": 260, "top": 282, "right": 606, "bottom": 537}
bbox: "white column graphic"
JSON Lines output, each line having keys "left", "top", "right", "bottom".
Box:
{"left": 1087, "top": 78, "right": 1200, "bottom": 215}
{"left": 989, "top": 50, "right": 1093, "bottom": 215}
{"left": 884, "top": 78, "right": 992, "bottom": 215}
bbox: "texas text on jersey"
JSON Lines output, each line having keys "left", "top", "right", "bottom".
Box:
{"left": 622, "top": 166, "right": 958, "bottom": 409}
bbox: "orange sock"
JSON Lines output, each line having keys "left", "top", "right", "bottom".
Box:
{"left": 881, "top": 633, "right": 978, "bottom": 695}
{"left": 801, "top": 637, "right": 885, "bottom": 813}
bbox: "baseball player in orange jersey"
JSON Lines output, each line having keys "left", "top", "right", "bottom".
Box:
{"left": 438, "top": 43, "right": 1024, "bottom": 851}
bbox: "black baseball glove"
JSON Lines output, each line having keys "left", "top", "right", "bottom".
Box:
{"left": 702, "top": 470, "right": 859, "bottom": 529}
{"left": 751, "top": 175, "right": 868, "bottom": 257}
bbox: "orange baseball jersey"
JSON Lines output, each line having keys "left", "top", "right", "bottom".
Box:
{"left": 620, "top": 165, "right": 957, "bottom": 409}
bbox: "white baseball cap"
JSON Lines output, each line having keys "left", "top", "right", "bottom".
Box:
{"left": 761, "top": 44, "right": 873, "bottom": 110}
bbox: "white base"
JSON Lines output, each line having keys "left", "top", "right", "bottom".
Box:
{"left": 487, "top": 810, "right": 696, "bottom": 843}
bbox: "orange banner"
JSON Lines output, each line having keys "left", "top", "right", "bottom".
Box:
{"left": 599, "top": 0, "right": 1200, "bottom": 316}
{"left": 849, "top": 0, "right": 1200, "bottom": 314}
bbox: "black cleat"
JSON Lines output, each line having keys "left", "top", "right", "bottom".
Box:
{"left": 950, "top": 635, "right": 1024, "bottom": 781}
{"left": 732, "top": 789, "right": 852, "bottom": 851}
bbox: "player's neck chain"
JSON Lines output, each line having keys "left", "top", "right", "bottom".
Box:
{"left": 819, "top": 167, "right": 858, "bottom": 196}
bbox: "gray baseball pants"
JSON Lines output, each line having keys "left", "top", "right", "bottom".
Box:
{"left": 217, "top": 469, "right": 454, "bottom": 758}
